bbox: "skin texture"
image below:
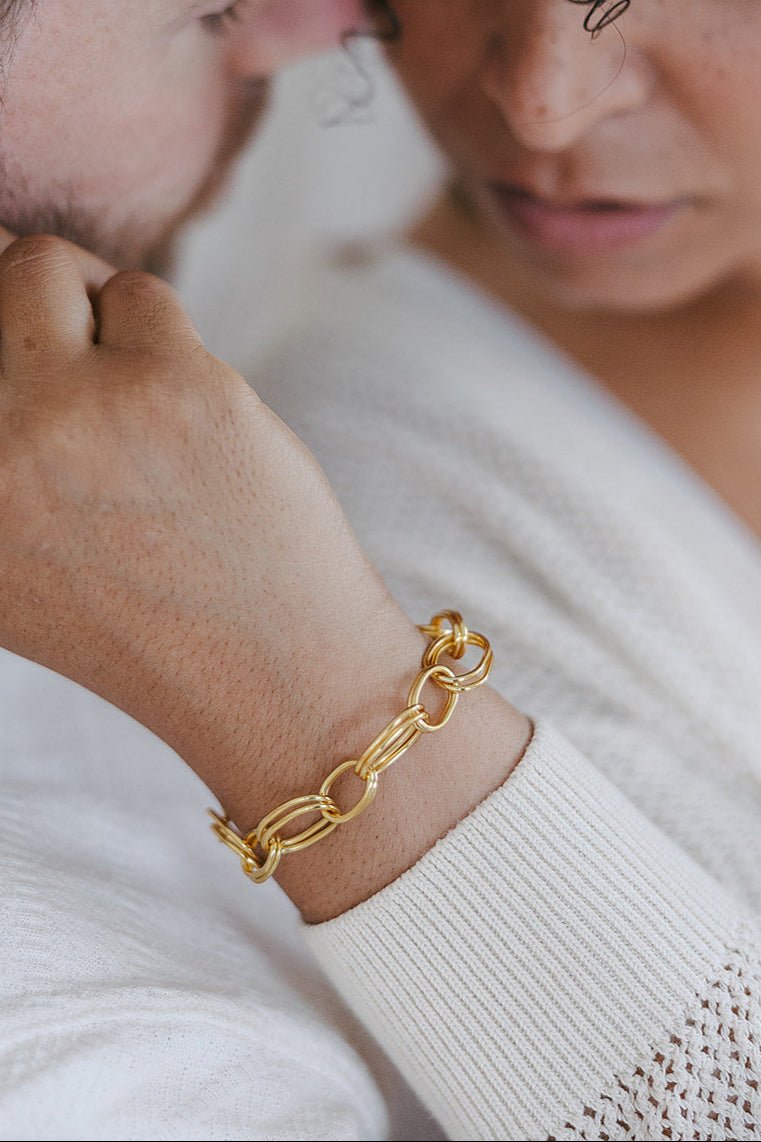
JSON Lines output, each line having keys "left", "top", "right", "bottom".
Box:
{"left": 0, "top": 230, "right": 531, "bottom": 922}
{"left": 0, "top": 0, "right": 530, "bottom": 931}
{"left": 0, "top": 1, "right": 364, "bottom": 267}
{"left": 388, "top": 0, "right": 761, "bottom": 312}
{"left": 385, "top": 0, "right": 761, "bottom": 544}
{"left": 0, "top": 3, "right": 525, "bottom": 925}
{"left": 4, "top": 0, "right": 761, "bottom": 923}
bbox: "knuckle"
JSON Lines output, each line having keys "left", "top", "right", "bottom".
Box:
{"left": 101, "top": 271, "right": 181, "bottom": 336}
{"left": 0, "top": 233, "right": 71, "bottom": 276}
{"left": 103, "top": 270, "right": 167, "bottom": 304}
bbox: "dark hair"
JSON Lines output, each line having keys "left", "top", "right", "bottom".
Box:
{"left": 361, "top": 1, "right": 401, "bottom": 42}
{"left": 366, "top": 0, "right": 629, "bottom": 40}
{"left": 0, "top": 0, "right": 31, "bottom": 65}
{"left": 0, "top": 0, "right": 28, "bottom": 32}
{"left": 567, "top": 1, "right": 630, "bottom": 36}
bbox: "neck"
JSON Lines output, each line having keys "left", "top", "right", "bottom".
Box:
{"left": 411, "top": 193, "right": 761, "bottom": 544}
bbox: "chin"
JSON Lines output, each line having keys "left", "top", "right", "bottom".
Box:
{"left": 524, "top": 255, "right": 736, "bottom": 317}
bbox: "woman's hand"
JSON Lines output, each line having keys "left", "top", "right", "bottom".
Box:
{"left": 0, "top": 229, "right": 530, "bottom": 919}
{"left": 0, "top": 232, "right": 419, "bottom": 790}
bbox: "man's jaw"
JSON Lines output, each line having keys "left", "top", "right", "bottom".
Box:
{"left": 0, "top": 78, "right": 270, "bottom": 276}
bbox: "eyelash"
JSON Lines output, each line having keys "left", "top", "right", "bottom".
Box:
{"left": 201, "top": 0, "right": 245, "bottom": 35}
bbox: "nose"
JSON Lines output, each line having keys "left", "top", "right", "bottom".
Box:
{"left": 480, "top": 3, "right": 653, "bottom": 152}
{"left": 232, "top": 0, "right": 365, "bottom": 75}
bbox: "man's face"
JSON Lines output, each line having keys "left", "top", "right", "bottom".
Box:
{"left": 0, "top": 0, "right": 362, "bottom": 268}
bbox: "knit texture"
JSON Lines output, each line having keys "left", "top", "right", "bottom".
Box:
{"left": 550, "top": 936, "right": 761, "bottom": 1140}
{"left": 250, "top": 244, "right": 761, "bottom": 1140}
{"left": 0, "top": 655, "right": 401, "bottom": 1141}
{"left": 307, "top": 723, "right": 761, "bottom": 1141}
{"left": 5, "top": 239, "right": 761, "bottom": 1141}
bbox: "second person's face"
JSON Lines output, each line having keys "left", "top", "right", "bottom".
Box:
{"left": 0, "top": 1, "right": 363, "bottom": 269}
{"left": 385, "top": 0, "right": 761, "bottom": 314}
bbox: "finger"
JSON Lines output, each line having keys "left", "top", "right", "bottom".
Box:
{"left": 95, "top": 271, "right": 203, "bottom": 353}
{"left": 0, "top": 234, "right": 115, "bottom": 368}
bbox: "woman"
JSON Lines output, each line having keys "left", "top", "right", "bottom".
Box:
{"left": 247, "top": 2, "right": 761, "bottom": 1137}
{"left": 2, "top": 2, "right": 761, "bottom": 1139}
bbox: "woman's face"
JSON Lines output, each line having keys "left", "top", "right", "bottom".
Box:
{"left": 385, "top": 1, "right": 761, "bottom": 313}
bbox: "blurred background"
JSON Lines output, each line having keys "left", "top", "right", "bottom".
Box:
{"left": 175, "top": 41, "right": 444, "bottom": 368}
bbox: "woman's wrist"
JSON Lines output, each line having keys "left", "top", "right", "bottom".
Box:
{"left": 197, "top": 601, "right": 532, "bottom": 924}
{"left": 282, "top": 681, "right": 532, "bottom": 924}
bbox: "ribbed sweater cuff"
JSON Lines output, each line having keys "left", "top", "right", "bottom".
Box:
{"left": 303, "top": 721, "right": 750, "bottom": 1141}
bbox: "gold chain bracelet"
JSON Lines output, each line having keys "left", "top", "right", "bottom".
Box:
{"left": 209, "top": 610, "right": 493, "bottom": 885}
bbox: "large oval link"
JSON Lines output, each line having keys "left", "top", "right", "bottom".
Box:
{"left": 256, "top": 794, "right": 339, "bottom": 853}
{"left": 407, "top": 665, "right": 460, "bottom": 732}
{"left": 320, "top": 760, "right": 378, "bottom": 824}
{"left": 210, "top": 611, "right": 493, "bottom": 883}
{"left": 356, "top": 704, "right": 424, "bottom": 778}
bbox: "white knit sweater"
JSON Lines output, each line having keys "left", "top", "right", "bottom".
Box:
{"left": 251, "top": 245, "right": 761, "bottom": 1141}
{"left": 3, "top": 242, "right": 761, "bottom": 1142}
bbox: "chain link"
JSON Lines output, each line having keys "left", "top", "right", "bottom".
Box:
{"left": 209, "top": 611, "right": 493, "bottom": 885}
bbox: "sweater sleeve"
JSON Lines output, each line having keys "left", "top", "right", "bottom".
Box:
{"left": 303, "top": 721, "right": 761, "bottom": 1141}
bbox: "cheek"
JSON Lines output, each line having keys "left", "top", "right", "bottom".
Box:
{"left": 385, "top": 2, "right": 484, "bottom": 130}
{"left": 689, "top": 57, "right": 761, "bottom": 189}
{"left": 2, "top": 15, "right": 233, "bottom": 223}
{"left": 83, "top": 80, "right": 230, "bottom": 208}
{"left": 35, "top": 95, "right": 229, "bottom": 230}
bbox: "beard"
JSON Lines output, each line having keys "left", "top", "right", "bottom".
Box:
{"left": 0, "top": 78, "right": 269, "bottom": 275}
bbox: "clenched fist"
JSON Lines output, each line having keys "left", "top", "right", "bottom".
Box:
{"left": 0, "top": 231, "right": 423, "bottom": 832}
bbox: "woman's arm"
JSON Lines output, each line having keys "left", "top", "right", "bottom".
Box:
{"left": 307, "top": 720, "right": 761, "bottom": 1140}
{"left": 0, "top": 231, "right": 531, "bottom": 922}
{"left": 4, "top": 233, "right": 760, "bottom": 1141}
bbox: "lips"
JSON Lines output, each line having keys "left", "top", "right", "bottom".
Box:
{"left": 487, "top": 183, "right": 686, "bottom": 254}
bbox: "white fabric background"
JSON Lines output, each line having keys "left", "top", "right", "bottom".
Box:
{"left": 175, "top": 42, "right": 443, "bottom": 364}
